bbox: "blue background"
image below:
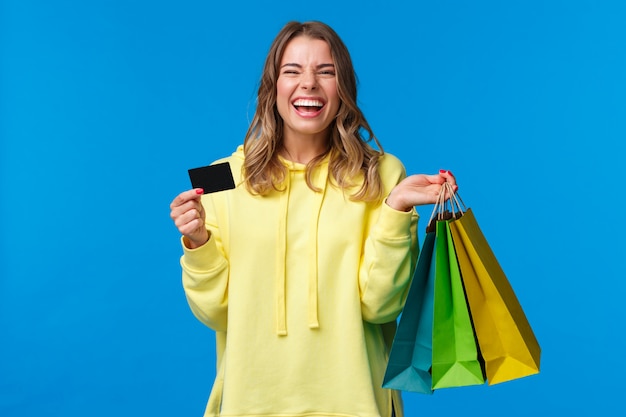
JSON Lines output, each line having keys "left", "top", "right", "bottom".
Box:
{"left": 1, "top": 0, "right": 624, "bottom": 415}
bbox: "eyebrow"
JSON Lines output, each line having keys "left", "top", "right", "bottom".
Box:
{"left": 280, "top": 63, "right": 335, "bottom": 69}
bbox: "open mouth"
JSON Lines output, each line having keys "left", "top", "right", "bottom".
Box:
{"left": 292, "top": 98, "right": 325, "bottom": 113}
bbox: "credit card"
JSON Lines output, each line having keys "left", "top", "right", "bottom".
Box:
{"left": 188, "top": 162, "right": 236, "bottom": 194}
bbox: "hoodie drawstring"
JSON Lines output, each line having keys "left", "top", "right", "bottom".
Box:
{"left": 307, "top": 164, "right": 328, "bottom": 329}
{"left": 276, "top": 174, "right": 290, "bottom": 336}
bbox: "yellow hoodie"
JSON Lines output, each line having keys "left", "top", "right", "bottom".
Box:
{"left": 180, "top": 145, "right": 418, "bottom": 417}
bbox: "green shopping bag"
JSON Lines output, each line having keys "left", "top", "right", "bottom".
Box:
{"left": 383, "top": 232, "right": 436, "bottom": 393}
{"left": 430, "top": 218, "right": 485, "bottom": 389}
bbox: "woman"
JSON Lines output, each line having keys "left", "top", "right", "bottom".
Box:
{"left": 170, "top": 21, "right": 457, "bottom": 417}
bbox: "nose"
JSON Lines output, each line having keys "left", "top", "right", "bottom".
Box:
{"left": 300, "top": 70, "right": 317, "bottom": 90}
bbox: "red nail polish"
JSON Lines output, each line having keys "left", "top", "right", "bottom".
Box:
{"left": 447, "top": 170, "right": 453, "bottom": 176}
{"left": 439, "top": 169, "right": 446, "bottom": 174}
{"left": 195, "top": 188, "right": 204, "bottom": 195}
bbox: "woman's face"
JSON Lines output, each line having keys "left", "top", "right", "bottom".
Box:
{"left": 276, "top": 36, "right": 340, "bottom": 143}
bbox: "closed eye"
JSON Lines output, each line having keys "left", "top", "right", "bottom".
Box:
{"left": 281, "top": 63, "right": 302, "bottom": 75}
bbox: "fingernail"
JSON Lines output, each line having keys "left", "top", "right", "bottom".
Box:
{"left": 195, "top": 188, "right": 204, "bottom": 195}
{"left": 447, "top": 170, "right": 453, "bottom": 176}
{"left": 439, "top": 169, "right": 446, "bottom": 174}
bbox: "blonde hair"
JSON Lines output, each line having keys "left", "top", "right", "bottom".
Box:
{"left": 243, "top": 21, "right": 384, "bottom": 201}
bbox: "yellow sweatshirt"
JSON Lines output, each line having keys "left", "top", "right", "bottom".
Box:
{"left": 180, "top": 145, "right": 419, "bottom": 417}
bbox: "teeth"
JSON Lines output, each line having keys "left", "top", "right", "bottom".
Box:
{"left": 293, "top": 99, "right": 323, "bottom": 108}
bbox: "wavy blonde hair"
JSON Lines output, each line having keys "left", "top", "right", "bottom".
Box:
{"left": 243, "top": 21, "right": 384, "bottom": 202}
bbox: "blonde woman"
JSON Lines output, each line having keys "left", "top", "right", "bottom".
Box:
{"left": 170, "top": 21, "right": 457, "bottom": 417}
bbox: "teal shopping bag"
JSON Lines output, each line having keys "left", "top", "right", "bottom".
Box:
{"left": 383, "top": 232, "right": 436, "bottom": 394}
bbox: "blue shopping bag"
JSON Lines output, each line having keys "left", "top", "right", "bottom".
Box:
{"left": 383, "top": 232, "right": 436, "bottom": 394}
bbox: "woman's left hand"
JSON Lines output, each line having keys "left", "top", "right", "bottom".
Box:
{"left": 386, "top": 170, "right": 457, "bottom": 212}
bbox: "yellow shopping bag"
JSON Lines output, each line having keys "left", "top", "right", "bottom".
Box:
{"left": 449, "top": 207, "right": 541, "bottom": 385}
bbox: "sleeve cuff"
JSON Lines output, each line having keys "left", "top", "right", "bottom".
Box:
{"left": 375, "top": 201, "right": 419, "bottom": 239}
{"left": 180, "top": 235, "right": 223, "bottom": 271}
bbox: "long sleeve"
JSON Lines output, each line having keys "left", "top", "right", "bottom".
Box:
{"left": 359, "top": 202, "right": 419, "bottom": 323}
{"left": 180, "top": 196, "right": 230, "bottom": 332}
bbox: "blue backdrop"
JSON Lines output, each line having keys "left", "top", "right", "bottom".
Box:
{"left": 2, "top": 1, "right": 624, "bottom": 416}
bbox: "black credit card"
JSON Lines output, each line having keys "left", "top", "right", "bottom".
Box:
{"left": 188, "top": 162, "right": 236, "bottom": 194}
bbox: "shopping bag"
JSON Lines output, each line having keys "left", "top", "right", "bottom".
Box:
{"left": 431, "top": 219, "right": 485, "bottom": 389}
{"left": 449, "top": 208, "right": 541, "bottom": 384}
{"left": 382, "top": 232, "right": 436, "bottom": 393}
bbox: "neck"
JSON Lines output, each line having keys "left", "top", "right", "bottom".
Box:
{"left": 280, "top": 132, "right": 329, "bottom": 164}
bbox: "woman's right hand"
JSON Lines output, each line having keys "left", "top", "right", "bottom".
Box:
{"left": 170, "top": 188, "right": 210, "bottom": 249}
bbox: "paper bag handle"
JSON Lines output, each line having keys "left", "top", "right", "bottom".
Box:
{"left": 426, "top": 182, "right": 466, "bottom": 232}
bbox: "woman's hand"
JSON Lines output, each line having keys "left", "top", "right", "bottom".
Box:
{"left": 170, "top": 188, "right": 210, "bottom": 249}
{"left": 386, "top": 170, "right": 458, "bottom": 212}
